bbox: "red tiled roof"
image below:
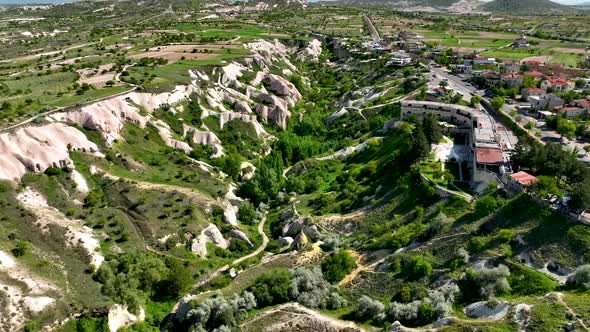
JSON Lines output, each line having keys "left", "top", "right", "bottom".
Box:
{"left": 555, "top": 106, "right": 582, "bottom": 112}
{"left": 524, "top": 60, "right": 544, "bottom": 66}
{"left": 502, "top": 73, "right": 522, "bottom": 79}
{"left": 524, "top": 70, "right": 544, "bottom": 77}
{"left": 476, "top": 147, "right": 503, "bottom": 164}
{"left": 574, "top": 99, "right": 590, "bottom": 108}
{"left": 510, "top": 171, "right": 538, "bottom": 185}
{"left": 522, "top": 87, "right": 546, "bottom": 94}
{"left": 545, "top": 79, "right": 571, "bottom": 87}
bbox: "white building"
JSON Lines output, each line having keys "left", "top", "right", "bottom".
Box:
{"left": 387, "top": 52, "right": 412, "bottom": 66}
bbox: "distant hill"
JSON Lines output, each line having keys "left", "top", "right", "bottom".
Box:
{"left": 0, "top": 0, "right": 77, "bottom": 3}
{"left": 482, "top": 0, "right": 571, "bottom": 13}
{"left": 333, "top": 0, "right": 473, "bottom": 11}
{"left": 578, "top": 1, "right": 590, "bottom": 6}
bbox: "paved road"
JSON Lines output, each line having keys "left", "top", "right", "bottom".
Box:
{"left": 363, "top": 15, "right": 380, "bottom": 41}
{"left": 429, "top": 66, "right": 477, "bottom": 102}
{"left": 430, "top": 66, "right": 590, "bottom": 163}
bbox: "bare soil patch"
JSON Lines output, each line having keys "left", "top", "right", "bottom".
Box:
{"left": 520, "top": 55, "right": 554, "bottom": 64}
{"left": 77, "top": 64, "right": 116, "bottom": 87}
{"left": 129, "top": 43, "right": 241, "bottom": 63}
{"left": 551, "top": 47, "right": 587, "bottom": 54}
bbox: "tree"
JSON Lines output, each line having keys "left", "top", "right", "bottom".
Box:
{"left": 469, "top": 95, "right": 481, "bottom": 107}
{"left": 567, "top": 265, "right": 590, "bottom": 290}
{"left": 251, "top": 270, "right": 290, "bottom": 306}
{"left": 408, "top": 256, "right": 432, "bottom": 280}
{"left": 584, "top": 145, "right": 590, "bottom": 157}
{"left": 531, "top": 176, "right": 563, "bottom": 199}
{"left": 238, "top": 202, "right": 257, "bottom": 225}
{"left": 556, "top": 118, "right": 576, "bottom": 139}
{"left": 417, "top": 303, "right": 435, "bottom": 325}
{"left": 421, "top": 114, "right": 442, "bottom": 145}
{"left": 474, "top": 196, "right": 498, "bottom": 217}
{"left": 570, "top": 178, "right": 590, "bottom": 211}
{"left": 522, "top": 75, "right": 536, "bottom": 88}
{"left": 321, "top": 250, "right": 356, "bottom": 284}
{"left": 219, "top": 153, "right": 242, "bottom": 180}
{"left": 11, "top": 241, "right": 28, "bottom": 257}
{"left": 166, "top": 258, "right": 193, "bottom": 296}
{"left": 490, "top": 96, "right": 505, "bottom": 111}
{"left": 409, "top": 125, "right": 430, "bottom": 162}
{"left": 476, "top": 265, "right": 511, "bottom": 299}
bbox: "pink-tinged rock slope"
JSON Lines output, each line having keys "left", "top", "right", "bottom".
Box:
{"left": 0, "top": 122, "right": 100, "bottom": 181}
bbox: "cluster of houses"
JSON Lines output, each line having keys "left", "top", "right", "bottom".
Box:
{"left": 360, "top": 30, "right": 426, "bottom": 66}
{"left": 450, "top": 58, "right": 590, "bottom": 118}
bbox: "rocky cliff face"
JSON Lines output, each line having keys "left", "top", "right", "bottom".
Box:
{"left": 0, "top": 122, "right": 101, "bottom": 181}
{"left": 190, "top": 38, "right": 313, "bottom": 130}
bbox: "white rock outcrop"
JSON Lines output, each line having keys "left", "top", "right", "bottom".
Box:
{"left": 245, "top": 39, "right": 297, "bottom": 72}
{"left": 297, "top": 39, "right": 322, "bottom": 62}
{"left": 230, "top": 229, "right": 253, "bottom": 247}
{"left": 49, "top": 96, "right": 148, "bottom": 144}
{"left": 190, "top": 223, "right": 229, "bottom": 257}
{"left": 0, "top": 123, "right": 100, "bottom": 181}
{"left": 465, "top": 301, "right": 510, "bottom": 320}
{"left": 151, "top": 119, "right": 193, "bottom": 154}
{"left": 108, "top": 304, "right": 145, "bottom": 332}
{"left": 127, "top": 85, "right": 195, "bottom": 113}
{"left": 0, "top": 250, "right": 59, "bottom": 331}
{"left": 219, "top": 111, "right": 268, "bottom": 137}
{"left": 183, "top": 124, "right": 224, "bottom": 158}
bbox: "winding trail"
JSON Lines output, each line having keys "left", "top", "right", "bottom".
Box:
{"left": 166, "top": 212, "right": 269, "bottom": 322}
{"left": 189, "top": 212, "right": 269, "bottom": 293}
{"left": 241, "top": 303, "right": 365, "bottom": 332}
{"left": 102, "top": 171, "right": 215, "bottom": 208}
{"left": 554, "top": 292, "right": 589, "bottom": 331}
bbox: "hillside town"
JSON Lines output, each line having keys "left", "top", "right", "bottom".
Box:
{"left": 353, "top": 18, "right": 590, "bottom": 223}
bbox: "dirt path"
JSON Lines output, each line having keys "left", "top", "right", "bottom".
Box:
{"left": 189, "top": 212, "right": 268, "bottom": 293}
{"left": 102, "top": 172, "right": 215, "bottom": 208}
{"left": 339, "top": 249, "right": 392, "bottom": 286}
{"left": 242, "top": 303, "right": 365, "bottom": 331}
{"left": 554, "top": 292, "right": 589, "bottom": 331}
{"left": 1, "top": 42, "right": 98, "bottom": 63}
{"left": 165, "top": 212, "right": 269, "bottom": 323}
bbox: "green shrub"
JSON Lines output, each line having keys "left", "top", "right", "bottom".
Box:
{"left": 417, "top": 303, "right": 435, "bottom": 325}
{"left": 408, "top": 256, "right": 432, "bottom": 280}
{"left": 238, "top": 202, "right": 257, "bottom": 225}
{"left": 467, "top": 236, "right": 489, "bottom": 254}
{"left": 321, "top": 250, "right": 356, "bottom": 283}
{"left": 250, "top": 269, "right": 291, "bottom": 306}
{"left": 508, "top": 262, "right": 557, "bottom": 295}
{"left": 12, "top": 241, "right": 28, "bottom": 257}
{"left": 474, "top": 196, "right": 498, "bottom": 218}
